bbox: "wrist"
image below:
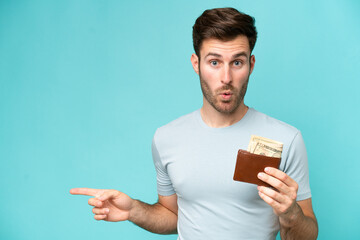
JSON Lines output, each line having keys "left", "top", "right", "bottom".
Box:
{"left": 279, "top": 203, "right": 304, "bottom": 228}
{"left": 128, "top": 199, "right": 138, "bottom": 222}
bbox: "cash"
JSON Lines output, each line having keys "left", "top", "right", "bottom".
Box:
{"left": 247, "top": 135, "right": 283, "bottom": 158}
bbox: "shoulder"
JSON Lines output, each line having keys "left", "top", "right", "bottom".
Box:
{"left": 249, "top": 108, "right": 300, "bottom": 136}
{"left": 154, "top": 110, "right": 199, "bottom": 141}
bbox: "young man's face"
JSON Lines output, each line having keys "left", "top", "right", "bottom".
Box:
{"left": 191, "top": 35, "right": 255, "bottom": 114}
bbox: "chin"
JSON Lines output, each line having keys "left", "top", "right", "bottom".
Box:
{"left": 215, "top": 104, "right": 238, "bottom": 114}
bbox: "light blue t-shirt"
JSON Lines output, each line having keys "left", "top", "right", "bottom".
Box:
{"left": 152, "top": 108, "right": 311, "bottom": 240}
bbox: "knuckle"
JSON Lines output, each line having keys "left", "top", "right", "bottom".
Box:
{"left": 280, "top": 174, "right": 288, "bottom": 182}
{"left": 290, "top": 185, "right": 298, "bottom": 194}
{"left": 103, "top": 189, "right": 113, "bottom": 197}
{"left": 280, "top": 206, "right": 287, "bottom": 214}
{"left": 268, "top": 198, "right": 275, "bottom": 205}
{"left": 268, "top": 190, "right": 277, "bottom": 198}
{"left": 274, "top": 181, "right": 284, "bottom": 189}
{"left": 112, "top": 189, "right": 120, "bottom": 196}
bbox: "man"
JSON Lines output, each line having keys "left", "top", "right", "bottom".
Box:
{"left": 71, "top": 8, "right": 318, "bottom": 239}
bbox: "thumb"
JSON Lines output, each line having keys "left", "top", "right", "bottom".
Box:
{"left": 97, "top": 190, "right": 121, "bottom": 202}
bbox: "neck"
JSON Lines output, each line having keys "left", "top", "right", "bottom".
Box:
{"left": 200, "top": 101, "right": 249, "bottom": 128}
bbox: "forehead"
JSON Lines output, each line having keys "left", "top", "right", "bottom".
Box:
{"left": 200, "top": 35, "right": 251, "bottom": 58}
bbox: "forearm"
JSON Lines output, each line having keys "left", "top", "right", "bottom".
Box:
{"left": 128, "top": 200, "right": 178, "bottom": 234}
{"left": 280, "top": 203, "right": 318, "bottom": 240}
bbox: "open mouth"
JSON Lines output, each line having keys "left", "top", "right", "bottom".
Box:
{"left": 220, "top": 92, "right": 232, "bottom": 99}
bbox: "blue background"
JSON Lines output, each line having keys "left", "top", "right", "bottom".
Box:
{"left": 1, "top": 0, "right": 359, "bottom": 239}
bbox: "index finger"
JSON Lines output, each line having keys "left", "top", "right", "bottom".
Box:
{"left": 70, "top": 188, "right": 102, "bottom": 197}
{"left": 264, "top": 167, "right": 296, "bottom": 187}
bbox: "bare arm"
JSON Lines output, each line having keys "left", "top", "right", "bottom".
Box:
{"left": 70, "top": 188, "right": 178, "bottom": 234}
{"left": 128, "top": 194, "right": 178, "bottom": 234}
{"left": 257, "top": 168, "right": 318, "bottom": 240}
{"left": 279, "top": 198, "right": 318, "bottom": 240}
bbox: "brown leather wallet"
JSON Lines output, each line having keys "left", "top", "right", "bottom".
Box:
{"left": 233, "top": 149, "right": 281, "bottom": 187}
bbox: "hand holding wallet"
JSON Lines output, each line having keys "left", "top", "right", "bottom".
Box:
{"left": 233, "top": 149, "right": 281, "bottom": 187}
{"left": 233, "top": 136, "right": 283, "bottom": 187}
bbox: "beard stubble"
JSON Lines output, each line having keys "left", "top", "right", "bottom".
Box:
{"left": 199, "top": 70, "right": 249, "bottom": 114}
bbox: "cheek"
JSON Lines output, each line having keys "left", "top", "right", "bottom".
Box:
{"left": 200, "top": 66, "right": 219, "bottom": 81}
{"left": 234, "top": 70, "right": 250, "bottom": 83}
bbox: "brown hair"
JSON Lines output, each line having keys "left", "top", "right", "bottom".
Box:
{"left": 192, "top": 7, "right": 257, "bottom": 57}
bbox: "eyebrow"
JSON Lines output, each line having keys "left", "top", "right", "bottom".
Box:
{"left": 204, "top": 51, "right": 248, "bottom": 59}
{"left": 232, "top": 52, "right": 248, "bottom": 59}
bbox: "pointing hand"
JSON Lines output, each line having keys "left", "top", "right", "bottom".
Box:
{"left": 70, "top": 188, "right": 134, "bottom": 221}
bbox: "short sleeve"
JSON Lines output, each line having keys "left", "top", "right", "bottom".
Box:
{"left": 283, "top": 131, "right": 312, "bottom": 201}
{"left": 152, "top": 133, "right": 176, "bottom": 196}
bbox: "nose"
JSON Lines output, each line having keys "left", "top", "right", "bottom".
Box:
{"left": 221, "top": 65, "right": 232, "bottom": 84}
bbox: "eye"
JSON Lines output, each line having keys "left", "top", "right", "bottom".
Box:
{"left": 234, "top": 60, "right": 242, "bottom": 66}
{"left": 210, "top": 60, "right": 218, "bottom": 66}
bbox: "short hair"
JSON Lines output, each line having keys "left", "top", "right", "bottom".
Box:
{"left": 192, "top": 7, "right": 258, "bottom": 57}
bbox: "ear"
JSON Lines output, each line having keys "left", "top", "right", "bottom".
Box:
{"left": 249, "top": 55, "right": 255, "bottom": 74}
{"left": 190, "top": 53, "right": 199, "bottom": 75}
